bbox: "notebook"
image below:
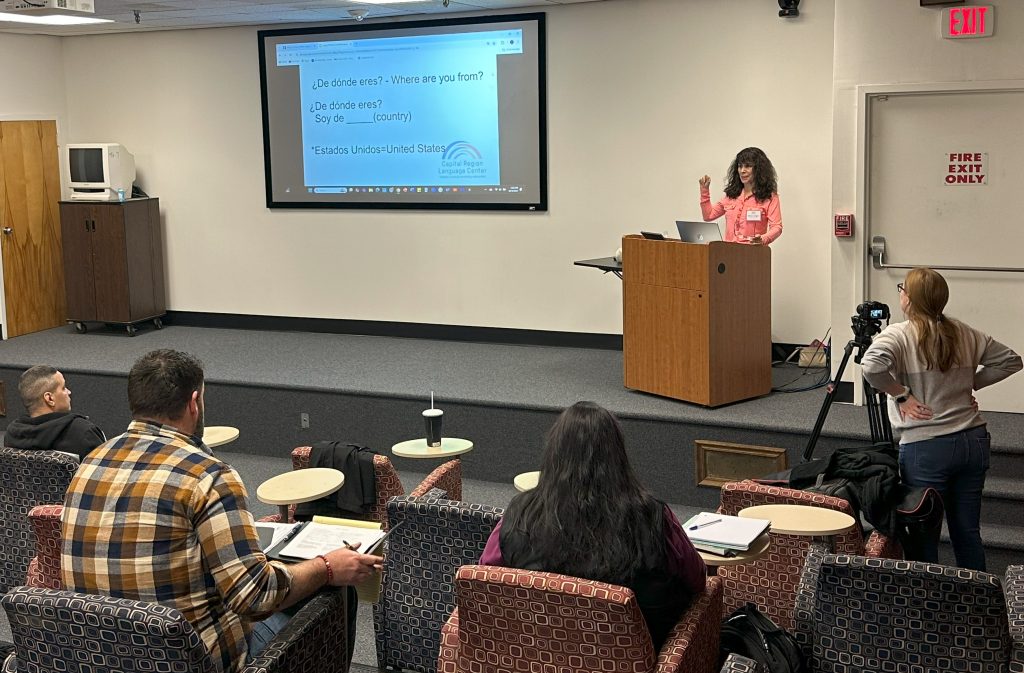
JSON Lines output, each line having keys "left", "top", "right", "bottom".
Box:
{"left": 676, "top": 220, "right": 722, "bottom": 244}
{"left": 683, "top": 512, "right": 771, "bottom": 551}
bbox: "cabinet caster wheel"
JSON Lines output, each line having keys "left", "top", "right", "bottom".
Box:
{"left": 74, "top": 322, "right": 87, "bottom": 334}
{"left": 153, "top": 317, "right": 163, "bottom": 329}
{"left": 126, "top": 324, "right": 137, "bottom": 337}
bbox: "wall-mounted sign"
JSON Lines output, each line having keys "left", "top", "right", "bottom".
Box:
{"left": 941, "top": 5, "right": 994, "bottom": 38}
{"left": 944, "top": 152, "right": 987, "bottom": 185}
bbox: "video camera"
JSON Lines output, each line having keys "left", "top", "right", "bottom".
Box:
{"left": 850, "top": 300, "right": 890, "bottom": 355}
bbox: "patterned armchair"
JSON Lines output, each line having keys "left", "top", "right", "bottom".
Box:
{"left": 0, "top": 448, "right": 78, "bottom": 594}
{"left": 437, "top": 566, "right": 723, "bottom": 673}
{"left": 716, "top": 479, "right": 902, "bottom": 630}
{"left": 794, "top": 543, "right": 1016, "bottom": 673}
{"left": 1, "top": 586, "right": 350, "bottom": 673}
{"left": 1007, "top": 565, "right": 1024, "bottom": 673}
{"left": 259, "top": 446, "right": 462, "bottom": 529}
{"left": 373, "top": 495, "right": 503, "bottom": 673}
{"left": 25, "top": 504, "right": 62, "bottom": 588}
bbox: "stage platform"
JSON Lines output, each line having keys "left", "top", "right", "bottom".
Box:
{"left": 1, "top": 325, "right": 1022, "bottom": 511}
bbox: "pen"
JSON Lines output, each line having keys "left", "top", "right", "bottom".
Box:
{"left": 342, "top": 539, "right": 356, "bottom": 551}
{"left": 689, "top": 518, "right": 722, "bottom": 531}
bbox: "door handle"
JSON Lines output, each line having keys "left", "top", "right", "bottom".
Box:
{"left": 2, "top": 227, "right": 11, "bottom": 235}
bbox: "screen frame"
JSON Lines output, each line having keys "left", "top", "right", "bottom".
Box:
{"left": 67, "top": 145, "right": 110, "bottom": 188}
{"left": 257, "top": 12, "right": 548, "bottom": 212}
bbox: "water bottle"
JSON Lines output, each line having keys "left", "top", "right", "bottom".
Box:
{"left": 117, "top": 188, "right": 126, "bottom": 202}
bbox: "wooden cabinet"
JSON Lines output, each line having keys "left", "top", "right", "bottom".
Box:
{"left": 59, "top": 198, "right": 165, "bottom": 335}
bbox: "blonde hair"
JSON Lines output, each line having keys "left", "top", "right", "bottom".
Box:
{"left": 903, "top": 267, "right": 960, "bottom": 372}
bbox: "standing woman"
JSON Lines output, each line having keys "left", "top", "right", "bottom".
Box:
{"left": 861, "top": 268, "right": 1021, "bottom": 570}
{"left": 698, "top": 147, "right": 782, "bottom": 245}
{"left": 479, "top": 401, "right": 706, "bottom": 649}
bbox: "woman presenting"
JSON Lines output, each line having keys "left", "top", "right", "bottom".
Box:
{"left": 861, "top": 268, "right": 1021, "bottom": 570}
{"left": 699, "top": 146, "right": 782, "bottom": 245}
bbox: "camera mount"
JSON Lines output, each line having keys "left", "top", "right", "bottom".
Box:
{"left": 801, "top": 303, "right": 893, "bottom": 462}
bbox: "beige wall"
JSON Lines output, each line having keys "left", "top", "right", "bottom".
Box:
{"left": 831, "top": 0, "right": 1024, "bottom": 380}
{"left": 49, "top": 0, "right": 835, "bottom": 342}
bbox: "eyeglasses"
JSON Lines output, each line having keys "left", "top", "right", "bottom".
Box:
{"left": 897, "top": 283, "right": 905, "bottom": 294}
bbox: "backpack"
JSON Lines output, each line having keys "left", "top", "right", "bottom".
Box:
{"left": 720, "top": 603, "right": 806, "bottom": 673}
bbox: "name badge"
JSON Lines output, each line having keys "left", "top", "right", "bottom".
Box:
{"left": 745, "top": 209, "right": 763, "bottom": 222}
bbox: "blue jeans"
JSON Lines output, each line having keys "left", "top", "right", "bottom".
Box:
{"left": 899, "top": 425, "right": 990, "bottom": 571}
{"left": 247, "top": 611, "right": 292, "bottom": 659}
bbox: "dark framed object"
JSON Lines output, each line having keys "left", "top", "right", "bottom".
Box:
{"left": 694, "top": 439, "right": 788, "bottom": 488}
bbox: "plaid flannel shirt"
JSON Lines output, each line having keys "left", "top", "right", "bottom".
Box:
{"left": 62, "top": 420, "right": 292, "bottom": 673}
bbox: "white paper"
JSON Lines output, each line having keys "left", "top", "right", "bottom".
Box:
{"left": 255, "top": 522, "right": 299, "bottom": 551}
{"left": 278, "top": 522, "right": 385, "bottom": 560}
{"left": 682, "top": 512, "right": 770, "bottom": 550}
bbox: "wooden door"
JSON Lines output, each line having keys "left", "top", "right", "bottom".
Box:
{"left": 59, "top": 202, "right": 97, "bottom": 322}
{"left": 89, "top": 204, "right": 130, "bottom": 323}
{"left": 0, "top": 121, "right": 66, "bottom": 338}
{"left": 866, "top": 90, "right": 1024, "bottom": 412}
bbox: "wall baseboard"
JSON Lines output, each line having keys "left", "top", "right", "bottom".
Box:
{"left": 165, "top": 311, "right": 625, "bottom": 350}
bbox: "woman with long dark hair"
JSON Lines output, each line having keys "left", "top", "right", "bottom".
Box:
{"left": 698, "top": 146, "right": 782, "bottom": 245}
{"left": 862, "top": 268, "right": 1021, "bottom": 570}
{"left": 479, "top": 401, "right": 706, "bottom": 648}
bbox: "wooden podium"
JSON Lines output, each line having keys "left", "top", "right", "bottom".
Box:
{"left": 622, "top": 235, "right": 771, "bottom": 407}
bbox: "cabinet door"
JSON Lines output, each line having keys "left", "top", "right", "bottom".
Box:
{"left": 59, "top": 202, "right": 97, "bottom": 322}
{"left": 90, "top": 204, "right": 130, "bottom": 322}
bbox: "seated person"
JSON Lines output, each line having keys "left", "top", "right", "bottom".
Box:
{"left": 480, "top": 401, "right": 706, "bottom": 649}
{"left": 62, "top": 349, "right": 382, "bottom": 672}
{"left": 4, "top": 365, "right": 105, "bottom": 460}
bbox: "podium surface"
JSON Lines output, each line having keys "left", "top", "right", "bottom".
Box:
{"left": 622, "top": 235, "right": 771, "bottom": 407}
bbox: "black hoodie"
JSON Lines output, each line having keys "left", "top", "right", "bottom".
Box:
{"left": 4, "top": 411, "right": 106, "bottom": 461}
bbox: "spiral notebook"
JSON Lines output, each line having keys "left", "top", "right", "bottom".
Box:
{"left": 682, "top": 512, "right": 770, "bottom": 551}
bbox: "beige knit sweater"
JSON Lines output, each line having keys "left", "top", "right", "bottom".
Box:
{"left": 861, "top": 319, "right": 1021, "bottom": 444}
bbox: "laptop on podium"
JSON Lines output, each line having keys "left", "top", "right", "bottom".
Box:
{"left": 676, "top": 220, "right": 722, "bottom": 244}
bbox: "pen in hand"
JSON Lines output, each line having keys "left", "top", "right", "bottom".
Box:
{"left": 689, "top": 518, "right": 722, "bottom": 531}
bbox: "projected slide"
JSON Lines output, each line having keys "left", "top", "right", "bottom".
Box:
{"left": 289, "top": 32, "right": 514, "bottom": 187}
{"left": 259, "top": 14, "right": 546, "bottom": 211}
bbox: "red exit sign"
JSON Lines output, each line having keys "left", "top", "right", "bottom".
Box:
{"left": 941, "top": 5, "right": 994, "bottom": 39}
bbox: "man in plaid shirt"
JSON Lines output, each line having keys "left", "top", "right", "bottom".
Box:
{"left": 62, "top": 349, "right": 382, "bottom": 672}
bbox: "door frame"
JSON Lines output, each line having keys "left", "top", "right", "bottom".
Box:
{"left": 0, "top": 114, "right": 67, "bottom": 340}
{"left": 849, "top": 79, "right": 1024, "bottom": 403}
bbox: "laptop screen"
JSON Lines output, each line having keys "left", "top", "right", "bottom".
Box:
{"left": 676, "top": 220, "right": 722, "bottom": 244}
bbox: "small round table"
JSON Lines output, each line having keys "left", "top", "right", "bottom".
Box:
{"left": 697, "top": 534, "right": 772, "bottom": 568}
{"left": 392, "top": 437, "right": 474, "bottom": 459}
{"left": 256, "top": 467, "right": 345, "bottom": 522}
{"left": 203, "top": 426, "right": 240, "bottom": 448}
{"left": 514, "top": 471, "right": 540, "bottom": 492}
{"left": 738, "top": 504, "right": 857, "bottom": 537}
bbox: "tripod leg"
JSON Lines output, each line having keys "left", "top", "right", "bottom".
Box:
{"left": 802, "top": 340, "right": 857, "bottom": 463}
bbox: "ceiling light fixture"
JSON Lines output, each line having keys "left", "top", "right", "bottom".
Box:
{"left": 0, "top": 11, "right": 111, "bottom": 24}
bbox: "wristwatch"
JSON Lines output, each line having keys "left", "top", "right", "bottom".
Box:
{"left": 893, "top": 387, "right": 911, "bottom": 404}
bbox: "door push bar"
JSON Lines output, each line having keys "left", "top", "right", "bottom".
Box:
{"left": 871, "top": 236, "right": 1024, "bottom": 273}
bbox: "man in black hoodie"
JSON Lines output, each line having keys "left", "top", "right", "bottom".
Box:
{"left": 4, "top": 365, "right": 105, "bottom": 460}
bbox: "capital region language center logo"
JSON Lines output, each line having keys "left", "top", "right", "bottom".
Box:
{"left": 438, "top": 140, "right": 486, "bottom": 178}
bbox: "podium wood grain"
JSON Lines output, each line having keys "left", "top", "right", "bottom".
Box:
{"left": 622, "top": 235, "right": 771, "bottom": 406}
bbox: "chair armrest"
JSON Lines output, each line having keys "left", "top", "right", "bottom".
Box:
{"left": 1006, "top": 564, "right": 1024, "bottom": 673}
{"left": 2, "top": 652, "right": 18, "bottom": 673}
{"left": 437, "top": 608, "right": 460, "bottom": 673}
{"left": 719, "top": 653, "right": 767, "bottom": 673}
{"left": 864, "top": 530, "right": 903, "bottom": 559}
{"left": 655, "top": 575, "right": 723, "bottom": 673}
{"left": 241, "top": 588, "right": 348, "bottom": 673}
{"left": 793, "top": 541, "right": 829, "bottom": 662}
{"left": 411, "top": 459, "right": 462, "bottom": 501}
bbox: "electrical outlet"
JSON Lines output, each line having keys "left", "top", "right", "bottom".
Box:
{"left": 300, "top": 412, "right": 309, "bottom": 429}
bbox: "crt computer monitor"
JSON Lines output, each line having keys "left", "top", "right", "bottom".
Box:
{"left": 66, "top": 143, "right": 136, "bottom": 201}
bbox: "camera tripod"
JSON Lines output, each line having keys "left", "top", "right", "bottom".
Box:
{"left": 801, "top": 333, "right": 894, "bottom": 463}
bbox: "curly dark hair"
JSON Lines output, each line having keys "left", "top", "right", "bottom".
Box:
{"left": 723, "top": 147, "right": 777, "bottom": 201}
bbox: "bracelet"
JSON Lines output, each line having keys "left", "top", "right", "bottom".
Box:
{"left": 317, "top": 554, "right": 334, "bottom": 584}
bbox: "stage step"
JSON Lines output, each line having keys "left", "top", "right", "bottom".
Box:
{"left": 989, "top": 445, "right": 1024, "bottom": 480}
{"left": 981, "top": 476, "right": 1024, "bottom": 526}
{"left": 939, "top": 521, "right": 1024, "bottom": 576}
